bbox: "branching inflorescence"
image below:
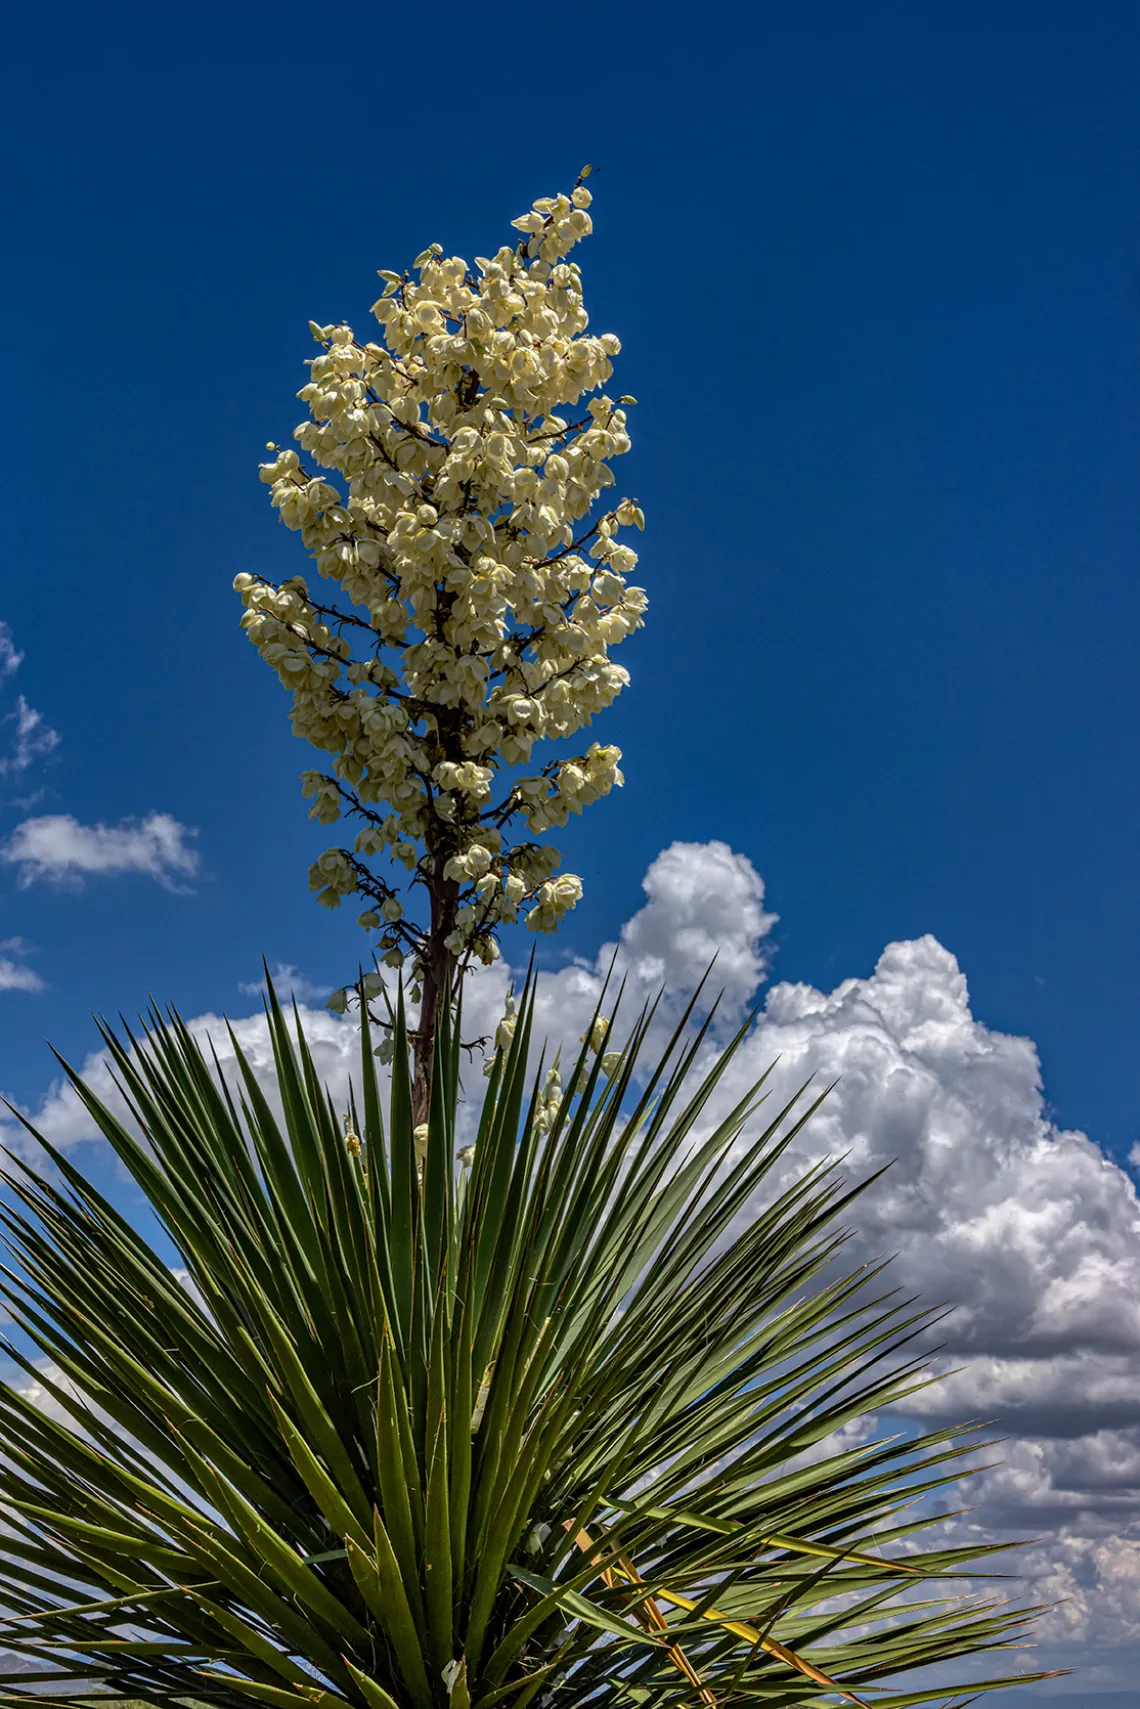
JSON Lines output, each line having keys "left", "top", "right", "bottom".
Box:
{"left": 236, "top": 172, "right": 645, "bottom": 1084}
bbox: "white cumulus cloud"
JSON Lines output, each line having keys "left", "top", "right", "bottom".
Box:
{"left": 600, "top": 837, "right": 778, "bottom": 1010}
{"left": 1, "top": 812, "right": 199, "bottom": 889}
{"left": 4, "top": 840, "right": 1140, "bottom": 1675}
{"left": 239, "top": 962, "right": 331, "bottom": 1005}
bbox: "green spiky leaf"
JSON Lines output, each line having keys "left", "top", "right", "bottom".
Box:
{"left": 0, "top": 976, "right": 1056, "bottom": 1709}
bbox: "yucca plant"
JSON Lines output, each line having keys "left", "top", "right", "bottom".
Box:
{"left": 0, "top": 979, "right": 1047, "bottom": 1709}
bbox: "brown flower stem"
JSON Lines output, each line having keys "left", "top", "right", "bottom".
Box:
{"left": 411, "top": 855, "right": 458, "bottom": 1126}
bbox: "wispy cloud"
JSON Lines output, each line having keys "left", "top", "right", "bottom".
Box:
{"left": 0, "top": 622, "right": 59, "bottom": 777}
{"left": 0, "top": 624, "right": 24, "bottom": 678}
{"left": 1, "top": 695, "right": 61, "bottom": 776}
{"left": 0, "top": 937, "right": 43, "bottom": 993}
{"left": 0, "top": 958, "right": 44, "bottom": 993}
{"left": 1, "top": 813, "right": 199, "bottom": 890}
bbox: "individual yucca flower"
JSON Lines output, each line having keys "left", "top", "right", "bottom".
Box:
{"left": 0, "top": 980, "right": 1053, "bottom": 1709}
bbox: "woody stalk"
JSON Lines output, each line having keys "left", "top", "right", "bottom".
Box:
{"left": 235, "top": 172, "right": 645, "bottom": 1118}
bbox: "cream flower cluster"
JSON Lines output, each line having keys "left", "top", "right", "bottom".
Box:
{"left": 236, "top": 176, "right": 645, "bottom": 974}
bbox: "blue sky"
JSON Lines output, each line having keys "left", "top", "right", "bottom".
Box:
{"left": 2, "top": 0, "right": 1137, "bottom": 1148}
{"left": 2, "top": 0, "right": 1140, "bottom": 1692}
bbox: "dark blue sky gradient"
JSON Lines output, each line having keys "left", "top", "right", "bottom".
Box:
{"left": 1, "top": 2, "right": 1138, "bottom": 1156}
